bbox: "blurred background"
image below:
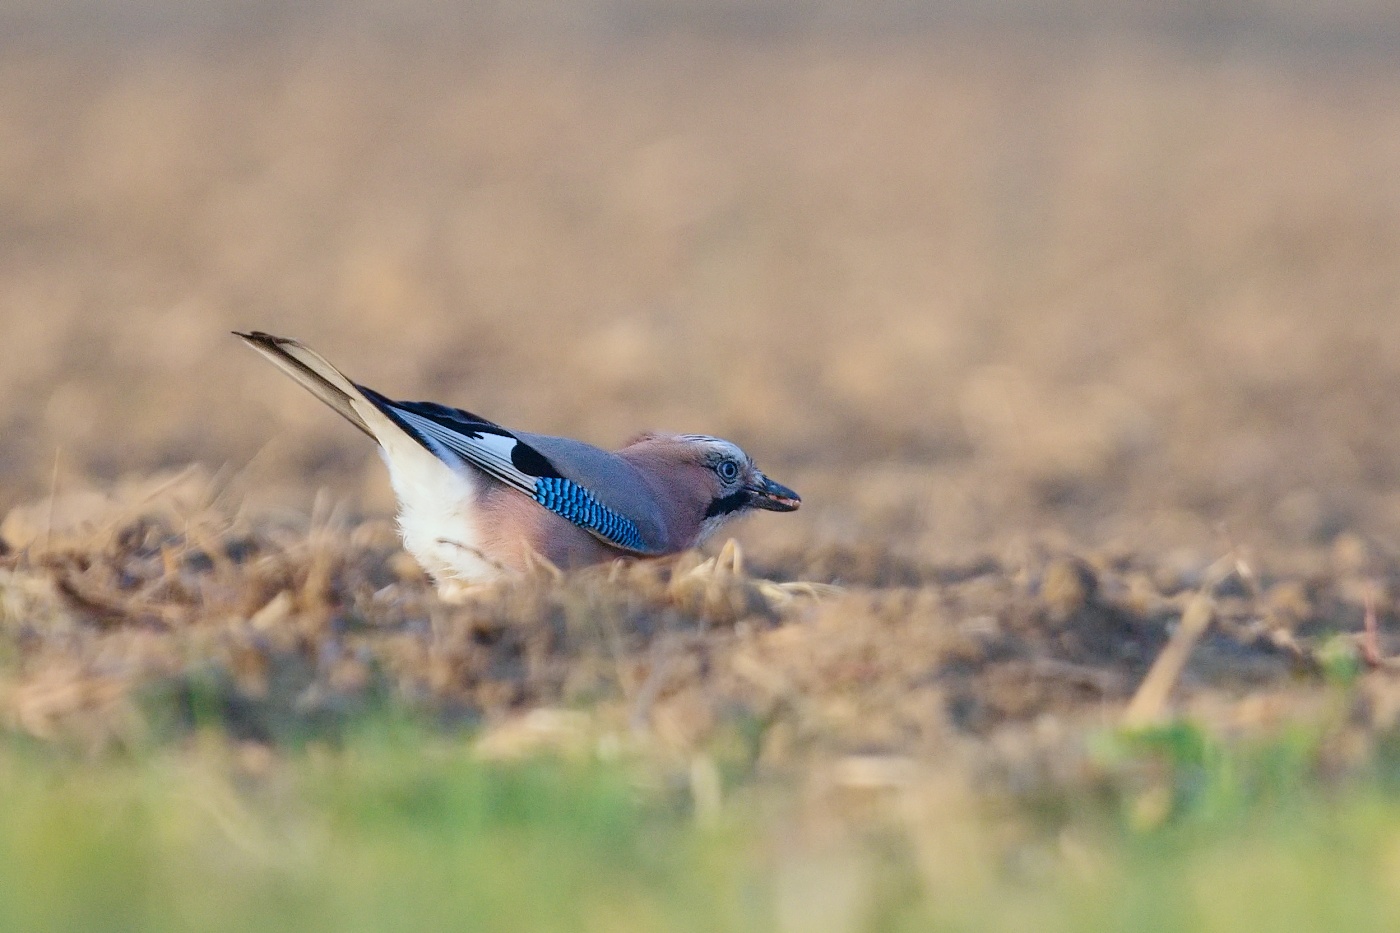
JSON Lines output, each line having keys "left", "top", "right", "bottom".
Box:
{"left": 2, "top": 0, "right": 1400, "bottom": 568}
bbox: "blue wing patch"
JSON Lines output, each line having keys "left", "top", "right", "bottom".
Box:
{"left": 534, "top": 477, "right": 646, "bottom": 552}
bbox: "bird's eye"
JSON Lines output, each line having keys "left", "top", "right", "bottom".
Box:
{"left": 716, "top": 458, "right": 740, "bottom": 482}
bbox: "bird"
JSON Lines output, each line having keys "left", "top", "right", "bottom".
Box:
{"left": 234, "top": 331, "right": 800, "bottom": 587}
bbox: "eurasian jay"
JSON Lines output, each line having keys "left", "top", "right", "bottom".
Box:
{"left": 235, "top": 332, "right": 800, "bottom": 585}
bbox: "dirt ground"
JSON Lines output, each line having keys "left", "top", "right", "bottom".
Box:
{"left": 3, "top": 34, "right": 1400, "bottom": 785}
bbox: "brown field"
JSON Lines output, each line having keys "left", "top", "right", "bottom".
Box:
{"left": 3, "top": 33, "right": 1400, "bottom": 784}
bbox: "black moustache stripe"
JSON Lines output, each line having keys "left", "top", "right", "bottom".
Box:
{"left": 705, "top": 490, "right": 751, "bottom": 518}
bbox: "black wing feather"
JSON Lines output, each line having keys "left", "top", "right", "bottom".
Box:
{"left": 357, "top": 387, "right": 561, "bottom": 494}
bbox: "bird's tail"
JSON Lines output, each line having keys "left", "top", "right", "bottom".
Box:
{"left": 233, "top": 331, "right": 376, "bottom": 439}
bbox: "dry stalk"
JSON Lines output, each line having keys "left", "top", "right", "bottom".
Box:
{"left": 1122, "top": 555, "right": 1234, "bottom": 727}
{"left": 1360, "top": 584, "right": 1400, "bottom": 672}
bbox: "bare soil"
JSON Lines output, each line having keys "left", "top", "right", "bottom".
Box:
{"left": 3, "top": 36, "right": 1400, "bottom": 786}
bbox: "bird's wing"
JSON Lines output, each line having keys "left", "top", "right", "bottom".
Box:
{"left": 358, "top": 389, "right": 661, "bottom": 555}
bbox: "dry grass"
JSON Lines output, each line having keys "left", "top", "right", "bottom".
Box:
{"left": 2, "top": 35, "right": 1400, "bottom": 793}
{"left": 0, "top": 462, "right": 1392, "bottom": 795}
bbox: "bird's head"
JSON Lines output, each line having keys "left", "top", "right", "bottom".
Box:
{"left": 624, "top": 433, "right": 800, "bottom": 546}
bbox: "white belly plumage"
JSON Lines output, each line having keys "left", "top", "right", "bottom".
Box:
{"left": 376, "top": 431, "right": 500, "bottom": 584}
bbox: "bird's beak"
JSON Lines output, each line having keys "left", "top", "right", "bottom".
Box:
{"left": 748, "top": 475, "right": 801, "bottom": 512}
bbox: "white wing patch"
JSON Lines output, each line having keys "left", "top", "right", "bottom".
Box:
{"left": 392, "top": 407, "right": 537, "bottom": 495}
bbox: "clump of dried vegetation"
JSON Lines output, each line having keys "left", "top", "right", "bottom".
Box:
{"left": 3, "top": 463, "right": 1398, "bottom": 806}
